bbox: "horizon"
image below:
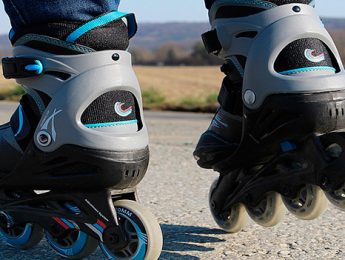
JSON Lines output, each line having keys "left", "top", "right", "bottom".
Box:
{"left": 1, "top": 0, "right": 345, "bottom": 34}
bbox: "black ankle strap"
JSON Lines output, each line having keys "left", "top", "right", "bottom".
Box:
{"left": 2, "top": 57, "right": 43, "bottom": 79}
{"left": 202, "top": 30, "right": 222, "bottom": 54}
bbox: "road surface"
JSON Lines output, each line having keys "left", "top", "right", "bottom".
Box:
{"left": 0, "top": 101, "right": 345, "bottom": 259}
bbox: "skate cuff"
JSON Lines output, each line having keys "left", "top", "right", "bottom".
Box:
{"left": 66, "top": 11, "right": 137, "bottom": 43}
{"left": 2, "top": 57, "right": 43, "bottom": 79}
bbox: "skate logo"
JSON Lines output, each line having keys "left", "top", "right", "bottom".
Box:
{"left": 210, "top": 114, "right": 228, "bottom": 129}
{"left": 304, "top": 49, "right": 325, "bottom": 63}
{"left": 85, "top": 199, "right": 109, "bottom": 222}
{"left": 38, "top": 108, "right": 62, "bottom": 144}
{"left": 114, "top": 102, "right": 133, "bottom": 117}
{"left": 117, "top": 207, "right": 133, "bottom": 217}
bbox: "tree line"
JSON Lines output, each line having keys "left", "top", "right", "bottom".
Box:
{"left": 131, "top": 42, "right": 222, "bottom": 66}
{"left": 131, "top": 30, "right": 345, "bottom": 66}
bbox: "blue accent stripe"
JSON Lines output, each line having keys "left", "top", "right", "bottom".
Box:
{"left": 64, "top": 203, "right": 81, "bottom": 214}
{"left": 280, "top": 66, "right": 336, "bottom": 75}
{"left": 84, "top": 119, "right": 138, "bottom": 129}
{"left": 66, "top": 11, "right": 131, "bottom": 43}
{"left": 14, "top": 105, "right": 24, "bottom": 137}
{"left": 61, "top": 218, "right": 75, "bottom": 229}
{"left": 93, "top": 223, "right": 104, "bottom": 233}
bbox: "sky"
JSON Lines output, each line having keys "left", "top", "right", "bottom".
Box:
{"left": 0, "top": 0, "right": 345, "bottom": 34}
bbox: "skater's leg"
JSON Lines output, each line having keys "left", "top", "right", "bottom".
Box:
{"left": 3, "top": 0, "right": 120, "bottom": 31}
{"left": 2, "top": 0, "right": 130, "bottom": 51}
{"left": 0, "top": 1, "right": 163, "bottom": 258}
{"left": 195, "top": 0, "right": 345, "bottom": 232}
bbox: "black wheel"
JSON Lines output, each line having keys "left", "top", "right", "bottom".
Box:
{"left": 45, "top": 219, "right": 98, "bottom": 259}
{"left": 100, "top": 200, "right": 163, "bottom": 260}
{"left": 0, "top": 211, "right": 43, "bottom": 249}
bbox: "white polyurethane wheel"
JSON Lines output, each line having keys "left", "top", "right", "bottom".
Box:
{"left": 282, "top": 184, "right": 328, "bottom": 220}
{"left": 209, "top": 178, "right": 248, "bottom": 233}
{"left": 100, "top": 200, "right": 163, "bottom": 260}
{"left": 325, "top": 182, "right": 345, "bottom": 211}
{"left": 246, "top": 191, "right": 286, "bottom": 227}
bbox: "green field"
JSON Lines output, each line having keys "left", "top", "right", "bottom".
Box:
{"left": 0, "top": 66, "right": 223, "bottom": 111}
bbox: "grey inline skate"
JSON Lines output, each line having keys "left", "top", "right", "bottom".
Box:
{"left": 0, "top": 11, "right": 162, "bottom": 259}
{"left": 194, "top": 0, "right": 345, "bottom": 233}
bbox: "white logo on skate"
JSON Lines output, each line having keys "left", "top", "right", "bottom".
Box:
{"left": 117, "top": 207, "right": 133, "bottom": 218}
{"left": 114, "top": 102, "right": 133, "bottom": 117}
{"left": 304, "top": 49, "right": 325, "bottom": 63}
{"left": 210, "top": 114, "right": 228, "bottom": 129}
{"left": 37, "top": 109, "right": 62, "bottom": 146}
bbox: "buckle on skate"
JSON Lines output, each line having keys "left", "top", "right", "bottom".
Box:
{"left": 2, "top": 57, "right": 43, "bottom": 79}
{"left": 202, "top": 30, "right": 222, "bottom": 54}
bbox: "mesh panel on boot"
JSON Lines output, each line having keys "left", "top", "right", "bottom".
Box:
{"left": 275, "top": 38, "right": 338, "bottom": 74}
{"left": 81, "top": 91, "right": 140, "bottom": 128}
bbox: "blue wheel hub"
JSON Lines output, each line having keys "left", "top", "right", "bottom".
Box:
{"left": 100, "top": 207, "right": 148, "bottom": 259}
{"left": 0, "top": 211, "right": 33, "bottom": 247}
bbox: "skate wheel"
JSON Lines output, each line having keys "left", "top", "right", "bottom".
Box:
{"left": 100, "top": 200, "right": 163, "bottom": 260}
{"left": 325, "top": 183, "right": 345, "bottom": 211}
{"left": 45, "top": 222, "right": 98, "bottom": 259}
{"left": 282, "top": 184, "right": 328, "bottom": 220}
{"left": 0, "top": 212, "right": 43, "bottom": 249}
{"left": 246, "top": 192, "right": 286, "bottom": 227}
{"left": 209, "top": 179, "right": 248, "bottom": 233}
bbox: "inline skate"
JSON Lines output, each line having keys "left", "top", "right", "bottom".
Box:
{"left": 0, "top": 11, "right": 162, "bottom": 259}
{"left": 194, "top": 0, "right": 345, "bottom": 233}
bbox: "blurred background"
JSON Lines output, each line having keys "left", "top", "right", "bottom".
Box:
{"left": 1, "top": 0, "right": 345, "bottom": 111}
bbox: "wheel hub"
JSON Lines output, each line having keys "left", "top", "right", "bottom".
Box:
{"left": 103, "top": 225, "right": 129, "bottom": 252}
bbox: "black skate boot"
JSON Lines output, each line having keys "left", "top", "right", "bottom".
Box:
{"left": 194, "top": 62, "right": 243, "bottom": 169}
{"left": 0, "top": 11, "right": 162, "bottom": 258}
{"left": 195, "top": 0, "right": 345, "bottom": 233}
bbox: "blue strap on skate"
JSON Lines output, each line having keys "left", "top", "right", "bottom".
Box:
{"left": 25, "top": 60, "right": 44, "bottom": 75}
{"left": 14, "top": 105, "right": 24, "bottom": 137}
{"left": 280, "top": 141, "right": 296, "bottom": 153}
{"left": 66, "top": 11, "right": 137, "bottom": 43}
{"left": 9, "top": 28, "right": 15, "bottom": 40}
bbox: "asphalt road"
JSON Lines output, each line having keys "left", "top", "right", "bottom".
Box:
{"left": 1, "top": 101, "right": 345, "bottom": 259}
